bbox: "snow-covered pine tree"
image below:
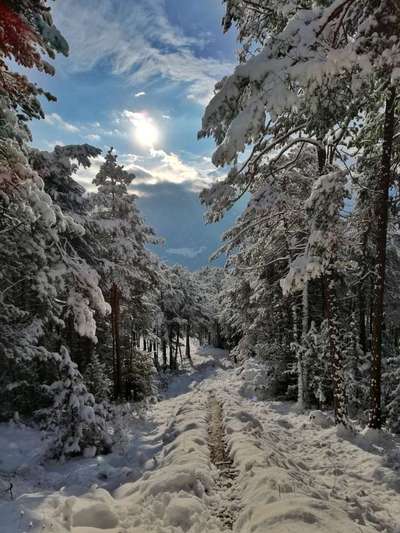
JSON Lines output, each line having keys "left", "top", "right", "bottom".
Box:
{"left": 0, "top": 0, "right": 109, "bottom": 421}
{"left": 84, "top": 351, "right": 112, "bottom": 403}
{"left": 30, "top": 144, "right": 108, "bottom": 371}
{"left": 30, "top": 144, "right": 102, "bottom": 219}
{"left": 91, "top": 148, "right": 157, "bottom": 400}
{"left": 46, "top": 346, "right": 111, "bottom": 458}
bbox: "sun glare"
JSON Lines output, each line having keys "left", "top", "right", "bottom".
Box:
{"left": 133, "top": 114, "right": 159, "bottom": 148}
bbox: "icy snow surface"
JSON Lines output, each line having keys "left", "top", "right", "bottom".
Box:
{"left": 1, "top": 345, "right": 399, "bottom": 532}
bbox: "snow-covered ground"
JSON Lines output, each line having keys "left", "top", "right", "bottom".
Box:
{"left": 1, "top": 345, "right": 399, "bottom": 532}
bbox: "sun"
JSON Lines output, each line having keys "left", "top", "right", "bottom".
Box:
{"left": 123, "top": 110, "right": 160, "bottom": 149}
{"left": 133, "top": 115, "right": 159, "bottom": 148}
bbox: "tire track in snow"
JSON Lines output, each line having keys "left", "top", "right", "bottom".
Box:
{"left": 208, "top": 393, "right": 241, "bottom": 531}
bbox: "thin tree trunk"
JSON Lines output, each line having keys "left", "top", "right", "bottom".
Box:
{"left": 178, "top": 338, "right": 183, "bottom": 366}
{"left": 175, "top": 324, "right": 180, "bottom": 367}
{"left": 153, "top": 344, "right": 160, "bottom": 372}
{"left": 162, "top": 334, "right": 167, "bottom": 371}
{"left": 369, "top": 87, "right": 396, "bottom": 429}
{"left": 169, "top": 326, "right": 175, "bottom": 371}
{"left": 358, "top": 288, "right": 367, "bottom": 355}
{"left": 324, "top": 273, "right": 347, "bottom": 425}
{"left": 185, "top": 322, "right": 192, "bottom": 362}
{"left": 111, "top": 282, "right": 121, "bottom": 400}
{"left": 297, "top": 282, "right": 309, "bottom": 410}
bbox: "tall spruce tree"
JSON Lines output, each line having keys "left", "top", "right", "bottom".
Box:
{"left": 91, "top": 148, "right": 157, "bottom": 400}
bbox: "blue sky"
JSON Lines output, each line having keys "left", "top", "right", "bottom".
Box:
{"left": 29, "top": 0, "right": 244, "bottom": 269}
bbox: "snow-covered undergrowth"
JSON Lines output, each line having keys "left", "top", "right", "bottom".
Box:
{"left": 0, "top": 405, "right": 158, "bottom": 532}
{"left": 236, "top": 358, "right": 271, "bottom": 400}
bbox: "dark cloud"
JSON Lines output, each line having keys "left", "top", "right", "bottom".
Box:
{"left": 135, "top": 181, "right": 243, "bottom": 270}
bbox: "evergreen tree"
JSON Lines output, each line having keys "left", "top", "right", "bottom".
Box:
{"left": 84, "top": 352, "right": 112, "bottom": 403}
{"left": 91, "top": 148, "right": 157, "bottom": 400}
{"left": 46, "top": 346, "right": 111, "bottom": 458}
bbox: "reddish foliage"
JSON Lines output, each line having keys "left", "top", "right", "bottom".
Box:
{"left": 0, "top": 1, "right": 57, "bottom": 117}
{"left": 0, "top": 0, "right": 44, "bottom": 70}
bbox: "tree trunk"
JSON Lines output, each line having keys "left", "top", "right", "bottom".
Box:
{"left": 153, "top": 345, "right": 160, "bottom": 372}
{"left": 324, "top": 273, "right": 347, "bottom": 425}
{"left": 369, "top": 87, "right": 396, "bottom": 429}
{"left": 175, "top": 324, "right": 180, "bottom": 368}
{"left": 358, "top": 288, "right": 367, "bottom": 355}
{"left": 169, "top": 326, "right": 175, "bottom": 371}
{"left": 186, "top": 322, "right": 191, "bottom": 362}
{"left": 358, "top": 229, "right": 370, "bottom": 355}
{"left": 162, "top": 336, "right": 167, "bottom": 371}
{"left": 111, "top": 282, "right": 121, "bottom": 400}
{"left": 297, "top": 282, "right": 310, "bottom": 410}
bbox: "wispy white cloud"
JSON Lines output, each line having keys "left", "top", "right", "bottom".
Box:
{"left": 116, "top": 144, "right": 222, "bottom": 192}
{"left": 44, "top": 139, "right": 66, "bottom": 149}
{"left": 166, "top": 246, "right": 206, "bottom": 259}
{"left": 135, "top": 91, "right": 146, "bottom": 97}
{"left": 44, "top": 113, "right": 80, "bottom": 133}
{"left": 74, "top": 154, "right": 150, "bottom": 197}
{"left": 53, "top": 0, "right": 233, "bottom": 104}
{"left": 85, "top": 133, "right": 101, "bottom": 141}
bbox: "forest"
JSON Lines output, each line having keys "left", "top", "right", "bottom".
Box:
{"left": 1, "top": 1, "right": 400, "bottom": 532}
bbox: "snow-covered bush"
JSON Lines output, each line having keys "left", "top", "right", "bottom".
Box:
{"left": 238, "top": 340, "right": 293, "bottom": 401}
{"left": 384, "top": 343, "right": 400, "bottom": 434}
{"left": 343, "top": 317, "right": 369, "bottom": 419}
{"left": 45, "top": 347, "right": 112, "bottom": 458}
{"left": 255, "top": 340, "right": 295, "bottom": 400}
{"left": 309, "top": 410, "right": 334, "bottom": 429}
{"left": 84, "top": 352, "right": 112, "bottom": 402}
{"left": 124, "top": 349, "right": 158, "bottom": 402}
{"left": 304, "top": 321, "right": 332, "bottom": 409}
{"left": 238, "top": 359, "right": 270, "bottom": 400}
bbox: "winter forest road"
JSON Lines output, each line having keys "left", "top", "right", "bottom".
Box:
{"left": 14, "top": 346, "right": 400, "bottom": 532}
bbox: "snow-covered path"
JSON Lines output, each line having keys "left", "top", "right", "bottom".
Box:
{"left": 2, "top": 345, "right": 400, "bottom": 532}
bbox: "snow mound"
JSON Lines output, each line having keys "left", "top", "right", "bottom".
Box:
{"left": 71, "top": 500, "right": 119, "bottom": 529}
{"left": 309, "top": 410, "right": 334, "bottom": 429}
{"left": 0, "top": 421, "right": 44, "bottom": 475}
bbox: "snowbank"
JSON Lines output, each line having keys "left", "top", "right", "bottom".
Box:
{"left": 221, "top": 395, "right": 372, "bottom": 532}
{"left": 217, "top": 385, "right": 400, "bottom": 533}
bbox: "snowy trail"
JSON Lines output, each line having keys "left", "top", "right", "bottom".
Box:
{"left": 2, "top": 345, "right": 400, "bottom": 532}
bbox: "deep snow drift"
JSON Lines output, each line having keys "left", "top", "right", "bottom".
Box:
{"left": 1, "top": 345, "right": 399, "bottom": 532}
